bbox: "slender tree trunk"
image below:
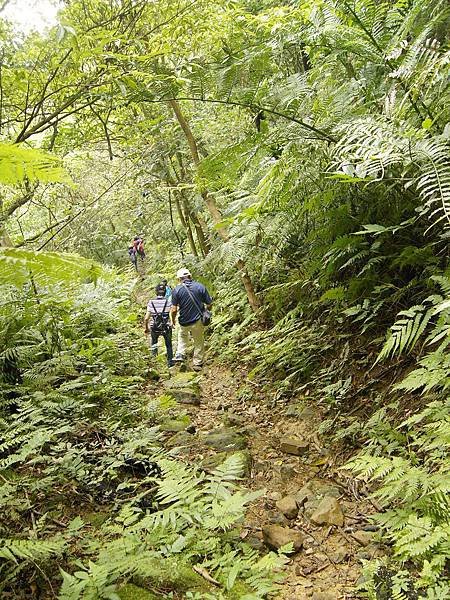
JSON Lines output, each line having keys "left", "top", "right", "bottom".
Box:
{"left": 174, "top": 191, "right": 198, "bottom": 257}
{"left": 168, "top": 99, "right": 260, "bottom": 312}
{"left": 174, "top": 151, "right": 210, "bottom": 256}
{"left": 181, "top": 195, "right": 209, "bottom": 257}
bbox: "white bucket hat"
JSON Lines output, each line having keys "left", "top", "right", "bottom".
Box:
{"left": 176, "top": 268, "right": 191, "bottom": 278}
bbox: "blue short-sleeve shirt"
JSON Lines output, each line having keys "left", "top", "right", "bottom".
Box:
{"left": 171, "top": 280, "right": 212, "bottom": 326}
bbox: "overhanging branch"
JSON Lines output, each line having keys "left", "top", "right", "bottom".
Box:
{"left": 141, "top": 94, "right": 337, "bottom": 143}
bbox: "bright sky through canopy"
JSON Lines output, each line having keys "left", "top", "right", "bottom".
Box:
{"left": 2, "top": 0, "right": 60, "bottom": 34}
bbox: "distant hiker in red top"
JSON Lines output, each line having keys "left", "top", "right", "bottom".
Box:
{"left": 133, "top": 236, "right": 145, "bottom": 260}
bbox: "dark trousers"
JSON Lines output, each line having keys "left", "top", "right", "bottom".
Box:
{"left": 150, "top": 328, "right": 173, "bottom": 366}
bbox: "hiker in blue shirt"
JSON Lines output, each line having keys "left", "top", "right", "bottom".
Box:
{"left": 171, "top": 268, "right": 212, "bottom": 371}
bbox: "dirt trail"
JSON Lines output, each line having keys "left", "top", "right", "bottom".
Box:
{"left": 153, "top": 361, "right": 384, "bottom": 600}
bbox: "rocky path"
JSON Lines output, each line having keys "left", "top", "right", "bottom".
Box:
{"left": 152, "top": 362, "right": 384, "bottom": 600}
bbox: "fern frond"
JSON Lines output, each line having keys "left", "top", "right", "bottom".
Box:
{"left": 378, "top": 301, "right": 435, "bottom": 361}
{"left": 0, "top": 538, "right": 63, "bottom": 562}
{"left": 0, "top": 143, "right": 69, "bottom": 185}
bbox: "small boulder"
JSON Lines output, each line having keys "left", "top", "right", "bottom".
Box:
{"left": 280, "top": 437, "right": 309, "bottom": 456}
{"left": 310, "top": 496, "right": 344, "bottom": 527}
{"left": 164, "top": 371, "right": 199, "bottom": 390}
{"left": 331, "top": 548, "right": 349, "bottom": 564}
{"left": 275, "top": 495, "right": 299, "bottom": 520}
{"left": 223, "top": 411, "right": 246, "bottom": 427}
{"left": 170, "top": 390, "right": 200, "bottom": 406}
{"left": 296, "top": 483, "right": 314, "bottom": 507}
{"left": 246, "top": 535, "right": 265, "bottom": 552}
{"left": 297, "top": 479, "right": 341, "bottom": 516}
{"left": 159, "top": 417, "right": 190, "bottom": 433}
{"left": 203, "top": 428, "right": 247, "bottom": 451}
{"left": 352, "top": 530, "right": 373, "bottom": 547}
{"left": 165, "top": 431, "right": 195, "bottom": 449}
{"left": 267, "top": 511, "right": 289, "bottom": 526}
{"left": 267, "top": 490, "right": 282, "bottom": 502}
{"left": 262, "top": 524, "right": 304, "bottom": 552}
{"left": 280, "top": 463, "right": 296, "bottom": 481}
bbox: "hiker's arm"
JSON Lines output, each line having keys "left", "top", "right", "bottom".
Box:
{"left": 204, "top": 288, "right": 213, "bottom": 310}
{"left": 170, "top": 305, "right": 178, "bottom": 326}
{"left": 143, "top": 311, "right": 150, "bottom": 333}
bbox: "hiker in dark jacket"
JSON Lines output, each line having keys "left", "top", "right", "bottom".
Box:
{"left": 171, "top": 268, "right": 212, "bottom": 371}
{"left": 128, "top": 246, "right": 138, "bottom": 270}
{"left": 144, "top": 283, "right": 174, "bottom": 367}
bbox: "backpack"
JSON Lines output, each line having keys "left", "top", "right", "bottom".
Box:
{"left": 150, "top": 299, "right": 170, "bottom": 333}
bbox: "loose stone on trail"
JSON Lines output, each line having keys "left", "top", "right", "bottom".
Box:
{"left": 280, "top": 436, "right": 309, "bottom": 455}
{"left": 159, "top": 417, "right": 190, "bottom": 432}
{"left": 296, "top": 479, "right": 341, "bottom": 510}
{"left": 262, "top": 524, "right": 304, "bottom": 552}
{"left": 169, "top": 390, "right": 200, "bottom": 405}
{"left": 275, "top": 495, "right": 299, "bottom": 520}
{"left": 163, "top": 372, "right": 201, "bottom": 406}
{"left": 203, "top": 427, "right": 248, "bottom": 451}
{"left": 351, "top": 530, "right": 374, "bottom": 546}
{"left": 309, "top": 496, "right": 344, "bottom": 527}
{"left": 165, "top": 431, "right": 196, "bottom": 449}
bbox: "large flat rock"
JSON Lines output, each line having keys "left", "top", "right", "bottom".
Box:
{"left": 203, "top": 427, "right": 247, "bottom": 452}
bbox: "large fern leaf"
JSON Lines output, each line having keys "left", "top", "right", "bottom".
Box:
{"left": 0, "top": 248, "right": 103, "bottom": 287}
{"left": 0, "top": 143, "right": 69, "bottom": 185}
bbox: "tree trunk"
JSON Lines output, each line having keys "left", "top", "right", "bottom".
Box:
{"left": 174, "top": 151, "right": 210, "bottom": 256}
{"left": 181, "top": 195, "right": 209, "bottom": 257}
{"left": 174, "top": 192, "right": 198, "bottom": 257}
{"left": 168, "top": 99, "right": 260, "bottom": 312}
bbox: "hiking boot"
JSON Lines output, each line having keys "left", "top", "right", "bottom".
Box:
{"left": 173, "top": 354, "right": 186, "bottom": 362}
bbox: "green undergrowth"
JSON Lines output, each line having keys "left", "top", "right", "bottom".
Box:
{"left": 0, "top": 271, "right": 286, "bottom": 599}
{"left": 210, "top": 271, "right": 450, "bottom": 598}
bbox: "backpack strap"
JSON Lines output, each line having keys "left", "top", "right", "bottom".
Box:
{"left": 151, "top": 299, "right": 168, "bottom": 315}
{"left": 182, "top": 283, "right": 203, "bottom": 319}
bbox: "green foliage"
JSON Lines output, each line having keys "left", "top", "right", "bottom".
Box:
{"left": 347, "top": 399, "right": 450, "bottom": 598}
{"left": 0, "top": 143, "right": 68, "bottom": 184}
{"left": 0, "top": 0, "right": 449, "bottom": 597}
{"left": 0, "top": 268, "right": 281, "bottom": 598}
{"left": 0, "top": 248, "right": 103, "bottom": 287}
